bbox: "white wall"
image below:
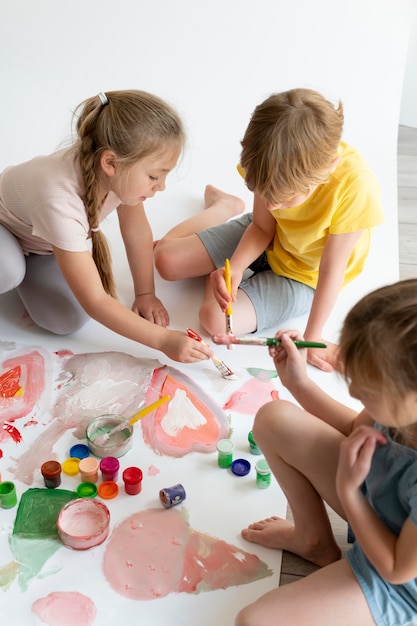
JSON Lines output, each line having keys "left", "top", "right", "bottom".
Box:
{"left": 400, "top": 11, "right": 417, "bottom": 127}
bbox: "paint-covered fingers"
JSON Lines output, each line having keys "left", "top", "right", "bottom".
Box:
{"left": 163, "top": 332, "right": 213, "bottom": 363}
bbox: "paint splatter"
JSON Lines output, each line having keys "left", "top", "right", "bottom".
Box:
{"left": 103, "top": 508, "right": 272, "bottom": 600}
{"left": 246, "top": 367, "right": 278, "bottom": 380}
{"left": 223, "top": 377, "right": 279, "bottom": 415}
{"left": 148, "top": 465, "right": 160, "bottom": 476}
{"left": 32, "top": 591, "right": 97, "bottom": 626}
{"left": 143, "top": 366, "right": 230, "bottom": 456}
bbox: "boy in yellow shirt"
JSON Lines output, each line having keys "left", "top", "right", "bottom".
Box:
{"left": 154, "top": 88, "right": 384, "bottom": 371}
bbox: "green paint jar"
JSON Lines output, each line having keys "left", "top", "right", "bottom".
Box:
{"left": 0, "top": 481, "right": 17, "bottom": 508}
{"left": 248, "top": 431, "right": 262, "bottom": 455}
{"left": 255, "top": 458, "right": 271, "bottom": 489}
{"left": 216, "top": 438, "right": 234, "bottom": 468}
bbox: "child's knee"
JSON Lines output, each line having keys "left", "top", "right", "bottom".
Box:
{"left": 198, "top": 302, "right": 224, "bottom": 336}
{"left": 29, "top": 306, "right": 90, "bottom": 335}
{"left": 154, "top": 241, "right": 181, "bottom": 281}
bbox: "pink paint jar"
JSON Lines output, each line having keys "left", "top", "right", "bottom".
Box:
{"left": 99, "top": 456, "right": 120, "bottom": 482}
{"left": 78, "top": 457, "right": 99, "bottom": 484}
{"left": 57, "top": 498, "right": 110, "bottom": 550}
{"left": 41, "top": 461, "right": 62, "bottom": 489}
{"left": 122, "top": 467, "right": 143, "bottom": 495}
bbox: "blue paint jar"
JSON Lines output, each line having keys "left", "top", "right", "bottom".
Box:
{"left": 159, "top": 484, "right": 186, "bottom": 508}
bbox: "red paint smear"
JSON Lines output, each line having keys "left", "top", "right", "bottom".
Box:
{"left": 143, "top": 366, "right": 229, "bottom": 456}
{"left": 0, "top": 449, "right": 3, "bottom": 459}
{"left": 0, "top": 351, "right": 45, "bottom": 427}
{"left": 32, "top": 591, "right": 97, "bottom": 626}
{"left": 3, "top": 423, "right": 22, "bottom": 443}
{"left": 223, "top": 377, "right": 279, "bottom": 415}
{"left": 0, "top": 365, "right": 22, "bottom": 398}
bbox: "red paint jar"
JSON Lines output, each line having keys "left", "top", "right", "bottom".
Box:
{"left": 122, "top": 467, "right": 143, "bottom": 495}
{"left": 99, "top": 456, "right": 120, "bottom": 482}
{"left": 41, "top": 461, "right": 62, "bottom": 489}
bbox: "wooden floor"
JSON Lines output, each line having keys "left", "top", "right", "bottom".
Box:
{"left": 279, "top": 124, "right": 417, "bottom": 586}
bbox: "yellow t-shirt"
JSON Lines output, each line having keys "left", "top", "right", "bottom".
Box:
{"left": 239, "top": 141, "right": 384, "bottom": 289}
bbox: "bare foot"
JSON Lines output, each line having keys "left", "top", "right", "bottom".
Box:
{"left": 204, "top": 184, "right": 245, "bottom": 218}
{"left": 241, "top": 516, "right": 341, "bottom": 568}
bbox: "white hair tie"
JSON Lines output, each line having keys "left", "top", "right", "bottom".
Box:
{"left": 97, "top": 92, "right": 108, "bottom": 106}
{"left": 91, "top": 226, "right": 101, "bottom": 232}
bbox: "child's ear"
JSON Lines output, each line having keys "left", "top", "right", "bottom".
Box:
{"left": 100, "top": 150, "right": 117, "bottom": 177}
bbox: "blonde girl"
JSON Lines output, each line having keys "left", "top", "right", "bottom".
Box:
{"left": 0, "top": 90, "right": 212, "bottom": 363}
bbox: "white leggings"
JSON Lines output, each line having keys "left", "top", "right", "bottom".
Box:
{"left": 0, "top": 225, "right": 90, "bottom": 334}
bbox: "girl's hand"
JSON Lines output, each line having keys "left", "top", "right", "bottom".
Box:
{"left": 209, "top": 266, "right": 242, "bottom": 312}
{"left": 163, "top": 331, "right": 213, "bottom": 363}
{"left": 307, "top": 340, "right": 341, "bottom": 373}
{"left": 271, "top": 330, "right": 309, "bottom": 390}
{"left": 132, "top": 294, "right": 169, "bottom": 327}
{"left": 336, "top": 425, "right": 387, "bottom": 498}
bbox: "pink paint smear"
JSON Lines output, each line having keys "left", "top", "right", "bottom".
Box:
{"left": 223, "top": 376, "right": 279, "bottom": 415}
{"left": 103, "top": 507, "right": 272, "bottom": 600}
{"left": 32, "top": 591, "right": 97, "bottom": 626}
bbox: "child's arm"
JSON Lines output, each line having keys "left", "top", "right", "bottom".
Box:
{"left": 210, "top": 194, "right": 275, "bottom": 310}
{"left": 337, "top": 425, "right": 417, "bottom": 584}
{"left": 304, "top": 230, "right": 363, "bottom": 372}
{"left": 52, "top": 246, "right": 213, "bottom": 363}
{"left": 117, "top": 203, "right": 169, "bottom": 327}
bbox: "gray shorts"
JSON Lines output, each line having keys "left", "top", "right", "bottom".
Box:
{"left": 197, "top": 213, "right": 314, "bottom": 331}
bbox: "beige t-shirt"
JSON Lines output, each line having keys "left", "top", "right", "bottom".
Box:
{"left": 0, "top": 148, "right": 121, "bottom": 254}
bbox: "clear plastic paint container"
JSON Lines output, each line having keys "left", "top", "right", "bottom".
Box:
{"left": 86, "top": 415, "right": 133, "bottom": 458}
{"left": 99, "top": 456, "right": 120, "bottom": 482}
{"left": 159, "top": 483, "right": 186, "bottom": 508}
{"left": 255, "top": 458, "right": 271, "bottom": 489}
{"left": 0, "top": 481, "right": 17, "bottom": 508}
{"left": 57, "top": 498, "right": 110, "bottom": 550}
{"left": 216, "top": 438, "right": 234, "bottom": 468}
{"left": 248, "top": 431, "right": 262, "bottom": 455}
{"left": 122, "top": 467, "right": 143, "bottom": 495}
{"left": 78, "top": 457, "right": 99, "bottom": 484}
{"left": 41, "top": 461, "right": 62, "bottom": 489}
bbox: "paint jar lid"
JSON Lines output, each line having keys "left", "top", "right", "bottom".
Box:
{"left": 99, "top": 456, "right": 120, "bottom": 473}
{"left": 41, "top": 460, "right": 61, "bottom": 478}
{"left": 231, "top": 458, "right": 251, "bottom": 476}
{"left": 62, "top": 458, "right": 80, "bottom": 476}
{"left": 216, "top": 438, "right": 234, "bottom": 453}
{"left": 98, "top": 481, "right": 118, "bottom": 500}
{"left": 122, "top": 467, "right": 143, "bottom": 485}
{"left": 69, "top": 444, "right": 90, "bottom": 460}
{"left": 255, "top": 458, "right": 270, "bottom": 475}
{"left": 76, "top": 482, "right": 98, "bottom": 498}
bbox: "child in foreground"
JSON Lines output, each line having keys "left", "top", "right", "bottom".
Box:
{"left": 154, "top": 88, "right": 384, "bottom": 372}
{"left": 0, "top": 90, "right": 212, "bottom": 364}
{"left": 236, "top": 278, "right": 417, "bottom": 626}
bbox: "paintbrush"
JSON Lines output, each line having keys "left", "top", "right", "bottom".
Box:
{"left": 224, "top": 258, "right": 233, "bottom": 335}
{"left": 186, "top": 328, "right": 237, "bottom": 380}
{"left": 217, "top": 336, "right": 327, "bottom": 348}
{"left": 94, "top": 395, "right": 171, "bottom": 446}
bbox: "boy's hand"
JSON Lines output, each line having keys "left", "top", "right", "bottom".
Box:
{"left": 210, "top": 266, "right": 242, "bottom": 312}
{"left": 132, "top": 294, "right": 169, "bottom": 327}
{"left": 307, "top": 340, "right": 340, "bottom": 372}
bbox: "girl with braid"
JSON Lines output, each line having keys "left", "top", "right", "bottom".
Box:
{"left": 0, "top": 90, "right": 212, "bottom": 363}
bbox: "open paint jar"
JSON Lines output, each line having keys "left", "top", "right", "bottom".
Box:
{"left": 57, "top": 498, "right": 110, "bottom": 550}
{"left": 86, "top": 415, "right": 133, "bottom": 458}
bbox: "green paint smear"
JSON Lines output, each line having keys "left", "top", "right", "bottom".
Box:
{"left": 13, "top": 488, "right": 76, "bottom": 538}
{"left": 246, "top": 368, "right": 278, "bottom": 379}
{"left": 9, "top": 536, "right": 62, "bottom": 591}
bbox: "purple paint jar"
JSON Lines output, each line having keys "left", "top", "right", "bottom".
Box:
{"left": 99, "top": 456, "right": 120, "bottom": 482}
{"left": 159, "top": 483, "right": 186, "bottom": 508}
{"left": 41, "top": 461, "right": 62, "bottom": 489}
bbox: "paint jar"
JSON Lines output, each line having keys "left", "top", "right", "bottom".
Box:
{"left": 99, "top": 456, "right": 120, "bottom": 482}
{"left": 78, "top": 457, "right": 99, "bottom": 484}
{"left": 86, "top": 415, "right": 133, "bottom": 458}
{"left": 41, "top": 461, "right": 62, "bottom": 489}
{"left": 57, "top": 498, "right": 110, "bottom": 550}
{"left": 0, "top": 481, "right": 17, "bottom": 509}
{"left": 122, "top": 467, "right": 143, "bottom": 495}
{"left": 231, "top": 458, "right": 251, "bottom": 476}
{"left": 69, "top": 443, "right": 89, "bottom": 460}
{"left": 76, "top": 482, "right": 98, "bottom": 498}
{"left": 255, "top": 458, "right": 271, "bottom": 489}
{"left": 216, "top": 438, "right": 234, "bottom": 468}
{"left": 248, "top": 431, "right": 262, "bottom": 455}
{"left": 98, "top": 481, "right": 119, "bottom": 500}
{"left": 159, "top": 483, "right": 186, "bottom": 508}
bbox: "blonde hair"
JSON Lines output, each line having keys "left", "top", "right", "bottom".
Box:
{"left": 72, "top": 90, "right": 185, "bottom": 298}
{"left": 240, "top": 88, "right": 344, "bottom": 204}
{"left": 339, "top": 279, "right": 417, "bottom": 430}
